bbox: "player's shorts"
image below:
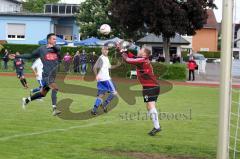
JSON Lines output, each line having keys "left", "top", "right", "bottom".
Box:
{"left": 42, "top": 75, "right": 56, "bottom": 85}
{"left": 16, "top": 70, "right": 24, "bottom": 78}
{"left": 38, "top": 80, "right": 45, "bottom": 87}
{"left": 142, "top": 86, "right": 160, "bottom": 103}
{"left": 97, "top": 80, "right": 117, "bottom": 95}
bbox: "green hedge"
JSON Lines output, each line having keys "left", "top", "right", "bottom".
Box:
{"left": 111, "top": 62, "right": 186, "bottom": 81}
{"left": 1, "top": 44, "right": 104, "bottom": 56}
{"left": 1, "top": 44, "right": 186, "bottom": 80}
{"left": 1, "top": 44, "right": 121, "bottom": 61}
{"left": 199, "top": 51, "right": 220, "bottom": 58}
{"left": 2, "top": 44, "right": 40, "bottom": 55}
{"left": 156, "top": 63, "right": 186, "bottom": 80}
{"left": 181, "top": 51, "right": 221, "bottom": 59}
{"left": 0, "top": 60, "right": 186, "bottom": 81}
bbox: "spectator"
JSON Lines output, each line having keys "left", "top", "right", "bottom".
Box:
{"left": 2, "top": 49, "right": 9, "bottom": 70}
{"left": 172, "top": 54, "right": 180, "bottom": 63}
{"left": 73, "top": 51, "right": 80, "bottom": 73}
{"left": 187, "top": 57, "right": 197, "bottom": 81}
{"left": 157, "top": 54, "right": 165, "bottom": 62}
{"left": 89, "top": 51, "right": 98, "bottom": 71}
{"left": 63, "top": 52, "right": 72, "bottom": 73}
{"left": 80, "top": 50, "right": 87, "bottom": 75}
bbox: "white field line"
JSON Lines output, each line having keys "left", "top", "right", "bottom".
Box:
{"left": 0, "top": 121, "right": 113, "bottom": 141}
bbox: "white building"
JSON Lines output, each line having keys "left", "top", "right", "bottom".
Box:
{"left": 0, "top": 0, "right": 22, "bottom": 12}
{"left": 237, "top": 29, "right": 240, "bottom": 48}
{"left": 58, "top": 0, "right": 85, "bottom": 4}
{"left": 136, "top": 33, "right": 190, "bottom": 59}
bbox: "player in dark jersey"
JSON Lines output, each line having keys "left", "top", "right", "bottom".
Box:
{"left": 9, "top": 33, "right": 61, "bottom": 116}
{"left": 117, "top": 46, "right": 161, "bottom": 136}
{"left": 14, "top": 52, "right": 28, "bottom": 89}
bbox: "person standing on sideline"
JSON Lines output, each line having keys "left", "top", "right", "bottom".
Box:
{"left": 63, "top": 52, "right": 72, "bottom": 73}
{"left": 80, "top": 50, "right": 87, "bottom": 75}
{"left": 73, "top": 51, "right": 80, "bottom": 73}
{"left": 187, "top": 57, "right": 197, "bottom": 81}
{"left": 2, "top": 49, "right": 9, "bottom": 70}
{"left": 89, "top": 51, "right": 98, "bottom": 71}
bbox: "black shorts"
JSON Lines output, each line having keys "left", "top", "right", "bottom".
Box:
{"left": 142, "top": 86, "right": 160, "bottom": 103}
{"left": 16, "top": 70, "right": 24, "bottom": 78}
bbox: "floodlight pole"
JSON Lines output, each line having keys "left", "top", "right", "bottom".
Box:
{"left": 217, "top": 0, "right": 233, "bottom": 158}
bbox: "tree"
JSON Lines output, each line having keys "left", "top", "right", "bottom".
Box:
{"left": 23, "top": 0, "right": 59, "bottom": 13}
{"left": 109, "top": 0, "right": 216, "bottom": 63}
{"left": 76, "top": 0, "right": 121, "bottom": 39}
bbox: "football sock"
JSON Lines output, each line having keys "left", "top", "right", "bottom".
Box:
{"left": 30, "top": 92, "right": 44, "bottom": 102}
{"left": 148, "top": 107, "right": 160, "bottom": 129}
{"left": 23, "top": 78, "right": 27, "bottom": 86}
{"left": 102, "top": 93, "right": 115, "bottom": 108}
{"left": 20, "top": 79, "right": 25, "bottom": 87}
{"left": 93, "top": 97, "right": 103, "bottom": 112}
{"left": 51, "top": 89, "right": 58, "bottom": 106}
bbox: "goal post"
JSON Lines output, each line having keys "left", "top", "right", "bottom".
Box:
{"left": 217, "top": 0, "right": 234, "bottom": 158}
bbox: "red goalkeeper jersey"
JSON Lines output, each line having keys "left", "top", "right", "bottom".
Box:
{"left": 122, "top": 53, "right": 159, "bottom": 87}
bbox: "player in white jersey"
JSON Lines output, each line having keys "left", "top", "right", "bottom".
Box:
{"left": 30, "top": 58, "right": 44, "bottom": 98}
{"left": 91, "top": 46, "right": 120, "bottom": 115}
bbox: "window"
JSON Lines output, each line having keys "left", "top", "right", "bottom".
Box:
{"left": 56, "top": 25, "right": 73, "bottom": 41}
{"left": 7, "top": 23, "right": 26, "bottom": 40}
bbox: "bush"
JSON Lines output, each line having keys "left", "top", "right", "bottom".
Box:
{"left": 199, "top": 51, "right": 220, "bottom": 58}
{"left": 1, "top": 44, "right": 187, "bottom": 80}
{"left": 181, "top": 51, "right": 221, "bottom": 59}
{"left": 0, "top": 44, "right": 4, "bottom": 53}
{"left": 1, "top": 44, "right": 120, "bottom": 59}
{"left": 2, "top": 44, "right": 40, "bottom": 54}
{"left": 2, "top": 44, "right": 104, "bottom": 55}
{"left": 111, "top": 62, "right": 187, "bottom": 81}
{"left": 152, "top": 63, "right": 186, "bottom": 80}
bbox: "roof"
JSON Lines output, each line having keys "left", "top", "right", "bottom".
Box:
{"left": 204, "top": 9, "right": 218, "bottom": 29}
{"left": 0, "top": 12, "right": 76, "bottom": 18}
{"left": 136, "top": 34, "right": 190, "bottom": 45}
{"left": 7, "top": 0, "right": 22, "bottom": 4}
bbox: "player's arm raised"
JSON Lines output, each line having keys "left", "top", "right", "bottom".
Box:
{"left": 121, "top": 53, "right": 145, "bottom": 65}
{"left": 9, "top": 48, "right": 41, "bottom": 60}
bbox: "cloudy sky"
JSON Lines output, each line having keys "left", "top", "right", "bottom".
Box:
{"left": 58, "top": 0, "right": 240, "bottom": 23}
{"left": 214, "top": 0, "right": 240, "bottom": 22}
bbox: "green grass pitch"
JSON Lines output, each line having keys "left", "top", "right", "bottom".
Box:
{"left": 0, "top": 75, "right": 220, "bottom": 159}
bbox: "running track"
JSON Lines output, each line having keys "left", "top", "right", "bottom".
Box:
{"left": 0, "top": 72, "right": 239, "bottom": 88}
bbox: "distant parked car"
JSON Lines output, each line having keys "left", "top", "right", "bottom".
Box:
{"left": 192, "top": 53, "right": 207, "bottom": 74}
{"left": 213, "top": 57, "right": 234, "bottom": 63}
{"left": 193, "top": 53, "right": 207, "bottom": 61}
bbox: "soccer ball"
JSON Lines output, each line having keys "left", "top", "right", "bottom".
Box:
{"left": 100, "top": 24, "right": 111, "bottom": 35}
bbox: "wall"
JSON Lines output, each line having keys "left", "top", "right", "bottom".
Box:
{"left": 192, "top": 28, "right": 218, "bottom": 52}
{"left": 0, "top": 16, "right": 52, "bottom": 44}
{"left": 57, "top": 18, "right": 80, "bottom": 41}
{"left": 0, "top": 0, "right": 21, "bottom": 12}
